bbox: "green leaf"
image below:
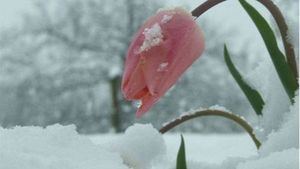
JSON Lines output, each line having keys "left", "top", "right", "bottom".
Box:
{"left": 176, "top": 135, "right": 187, "bottom": 169}
{"left": 224, "top": 45, "right": 265, "bottom": 116}
{"left": 239, "top": 0, "right": 298, "bottom": 102}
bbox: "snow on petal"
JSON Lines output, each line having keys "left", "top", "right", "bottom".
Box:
{"left": 161, "top": 14, "right": 173, "bottom": 23}
{"left": 140, "top": 23, "right": 163, "bottom": 52}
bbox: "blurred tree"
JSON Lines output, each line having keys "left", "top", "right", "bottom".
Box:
{"left": 0, "top": 0, "right": 162, "bottom": 133}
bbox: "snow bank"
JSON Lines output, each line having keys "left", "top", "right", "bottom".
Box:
{"left": 104, "top": 124, "right": 166, "bottom": 169}
{"left": 234, "top": 94, "right": 299, "bottom": 169}
{"left": 0, "top": 123, "right": 167, "bottom": 169}
{"left": 0, "top": 125, "right": 127, "bottom": 169}
{"left": 259, "top": 94, "right": 299, "bottom": 156}
{"left": 245, "top": 58, "right": 291, "bottom": 141}
{"left": 0, "top": 91, "right": 298, "bottom": 169}
{"left": 237, "top": 148, "right": 299, "bottom": 169}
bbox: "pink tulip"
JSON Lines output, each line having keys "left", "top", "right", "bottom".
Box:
{"left": 122, "top": 7, "right": 205, "bottom": 117}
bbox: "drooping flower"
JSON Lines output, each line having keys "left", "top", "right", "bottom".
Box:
{"left": 122, "top": 7, "right": 205, "bottom": 117}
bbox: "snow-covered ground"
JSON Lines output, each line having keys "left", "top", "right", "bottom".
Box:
{"left": 0, "top": 92, "right": 298, "bottom": 169}
{"left": 0, "top": 107, "right": 298, "bottom": 168}
{"left": 89, "top": 133, "right": 257, "bottom": 164}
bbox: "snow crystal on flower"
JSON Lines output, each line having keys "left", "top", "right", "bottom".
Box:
{"left": 140, "top": 23, "right": 163, "bottom": 52}
{"left": 157, "top": 62, "right": 169, "bottom": 72}
{"left": 132, "top": 100, "right": 142, "bottom": 108}
{"left": 161, "top": 15, "right": 173, "bottom": 24}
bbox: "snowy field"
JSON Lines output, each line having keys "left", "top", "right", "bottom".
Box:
{"left": 89, "top": 133, "right": 257, "bottom": 164}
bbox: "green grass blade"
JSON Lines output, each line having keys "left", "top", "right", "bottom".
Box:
{"left": 239, "top": 0, "right": 298, "bottom": 102}
{"left": 176, "top": 135, "right": 187, "bottom": 169}
{"left": 224, "top": 45, "right": 264, "bottom": 116}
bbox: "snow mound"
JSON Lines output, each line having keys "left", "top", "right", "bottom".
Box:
{"left": 106, "top": 123, "right": 166, "bottom": 169}
{"left": 0, "top": 124, "right": 127, "bottom": 169}
{"left": 237, "top": 148, "right": 299, "bottom": 169}
{"left": 0, "top": 123, "right": 166, "bottom": 169}
{"left": 245, "top": 57, "right": 290, "bottom": 141}
{"left": 259, "top": 94, "right": 299, "bottom": 156}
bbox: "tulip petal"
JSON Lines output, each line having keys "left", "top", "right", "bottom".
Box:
{"left": 142, "top": 8, "right": 204, "bottom": 97}
{"left": 160, "top": 25, "right": 204, "bottom": 93}
{"left": 121, "top": 7, "right": 205, "bottom": 117}
{"left": 141, "top": 45, "right": 169, "bottom": 96}
{"left": 122, "top": 59, "right": 147, "bottom": 100}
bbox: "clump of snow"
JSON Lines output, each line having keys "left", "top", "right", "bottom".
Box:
{"left": 140, "top": 23, "right": 163, "bottom": 52}
{"left": 236, "top": 148, "right": 299, "bottom": 169}
{"left": 245, "top": 56, "right": 290, "bottom": 141}
{"left": 161, "top": 15, "right": 173, "bottom": 24}
{"left": 208, "top": 105, "right": 231, "bottom": 112}
{"left": 105, "top": 123, "right": 166, "bottom": 169}
{"left": 0, "top": 123, "right": 167, "bottom": 169}
{"left": 259, "top": 93, "right": 299, "bottom": 156}
{"left": 157, "top": 62, "right": 169, "bottom": 72}
{"left": 0, "top": 124, "right": 127, "bottom": 169}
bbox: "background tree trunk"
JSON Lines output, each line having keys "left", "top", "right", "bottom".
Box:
{"left": 109, "top": 75, "right": 122, "bottom": 133}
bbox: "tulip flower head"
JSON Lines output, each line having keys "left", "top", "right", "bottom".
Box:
{"left": 122, "top": 7, "right": 205, "bottom": 117}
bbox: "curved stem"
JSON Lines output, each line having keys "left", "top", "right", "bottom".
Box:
{"left": 191, "top": 0, "right": 225, "bottom": 17}
{"left": 257, "top": 0, "right": 298, "bottom": 80}
{"left": 159, "top": 109, "right": 261, "bottom": 149}
{"left": 191, "top": 0, "right": 298, "bottom": 81}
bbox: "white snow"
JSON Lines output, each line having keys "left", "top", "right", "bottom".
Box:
{"left": 0, "top": 125, "right": 127, "bottom": 169}
{"left": 89, "top": 133, "right": 257, "bottom": 165}
{"left": 208, "top": 104, "right": 231, "bottom": 112}
{"left": 245, "top": 56, "right": 291, "bottom": 141}
{"left": 157, "top": 62, "right": 168, "bottom": 72}
{"left": 161, "top": 15, "right": 173, "bottom": 24}
{"left": 236, "top": 148, "right": 299, "bottom": 169}
{"left": 140, "top": 23, "right": 163, "bottom": 52}
{"left": 1, "top": 111, "right": 299, "bottom": 169}
{"left": 259, "top": 93, "right": 299, "bottom": 156}
{"left": 103, "top": 124, "right": 166, "bottom": 169}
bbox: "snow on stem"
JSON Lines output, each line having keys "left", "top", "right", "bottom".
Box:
{"left": 191, "top": 0, "right": 298, "bottom": 81}
{"left": 159, "top": 109, "right": 261, "bottom": 149}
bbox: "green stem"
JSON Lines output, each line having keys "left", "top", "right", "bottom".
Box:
{"left": 159, "top": 109, "right": 261, "bottom": 149}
